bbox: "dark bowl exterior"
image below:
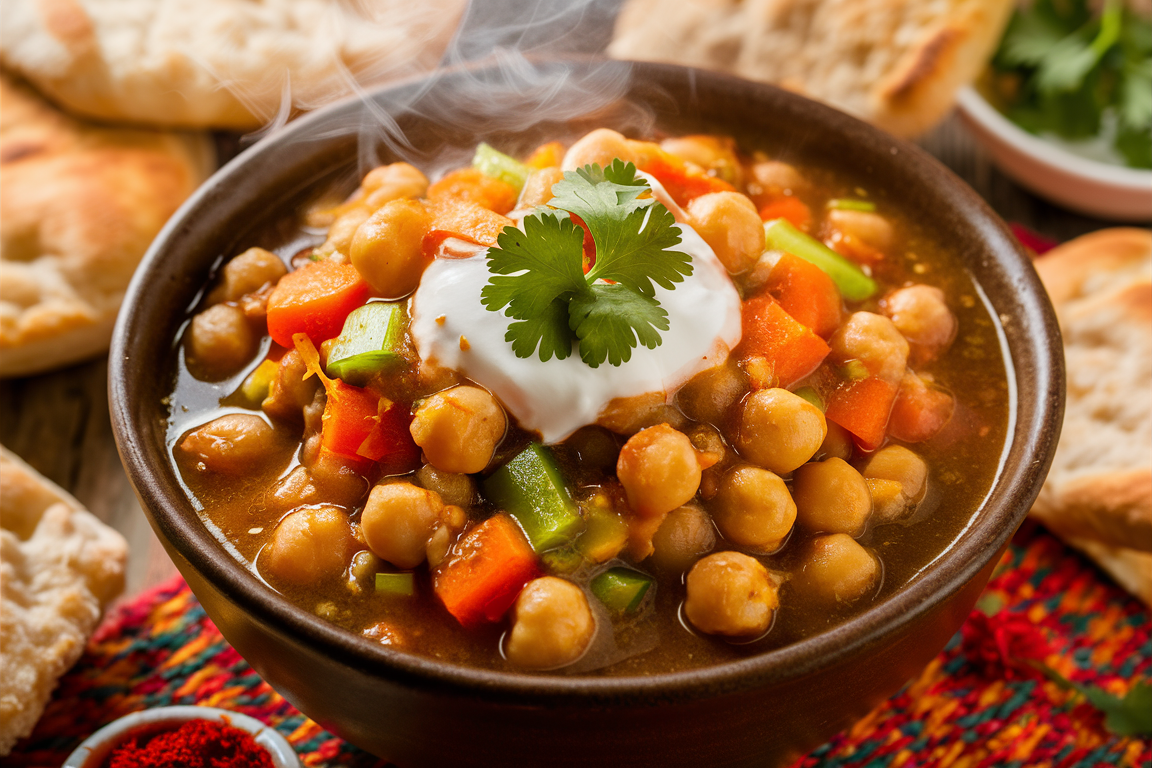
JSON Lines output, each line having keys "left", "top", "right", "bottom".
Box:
{"left": 110, "top": 59, "right": 1064, "bottom": 768}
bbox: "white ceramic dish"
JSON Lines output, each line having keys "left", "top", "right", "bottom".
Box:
{"left": 956, "top": 87, "right": 1152, "bottom": 221}
{"left": 61, "top": 705, "right": 300, "bottom": 768}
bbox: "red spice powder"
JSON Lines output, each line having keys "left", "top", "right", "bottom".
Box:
{"left": 102, "top": 718, "right": 275, "bottom": 768}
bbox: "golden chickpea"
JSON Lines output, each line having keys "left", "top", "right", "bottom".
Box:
{"left": 350, "top": 198, "right": 433, "bottom": 298}
{"left": 414, "top": 464, "right": 476, "bottom": 508}
{"left": 792, "top": 534, "right": 880, "bottom": 604}
{"left": 563, "top": 128, "right": 637, "bottom": 170}
{"left": 179, "top": 414, "right": 277, "bottom": 475}
{"left": 749, "top": 160, "right": 809, "bottom": 198}
{"left": 617, "top": 424, "right": 703, "bottom": 518}
{"left": 866, "top": 478, "right": 910, "bottom": 525}
{"left": 649, "top": 504, "right": 716, "bottom": 573}
{"left": 860, "top": 445, "right": 928, "bottom": 501}
{"left": 816, "top": 420, "right": 855, "bottom": 462}
{"left": 188, "top": 303, "right": 256, "bottom": 378}
{"left": 362, "top": 162, "right": 429, "bottom": 208}
{"left": 686, "top": 192, "right": 764, "bottom": 275}
{"left": 660, "top": 135, "right": 743, "bottom": 185}
{"left": 316, "top": 206, "right": 372, "bottom": 259}
{"left": 792, "top": 458, "right": 873, "bottom": 537}
{"left": 260, "top": 506, "right": 354, "bottom": 586}
{"left": 410, "top": 385, "right": 506, "bottom": 474}
{"left": 829, "top": 312, "right": 909, "bottom": 384}
{"left": 675, "top": 358, "right": 749, "bottom": 427}
{"left": 736, "top": 388, "right": 827, "bottom": 474}
{"left": 519, "top": 167, "right": 564, "bottom": 207}
{"left": 361, "top": 482, "right": 466, "bottom": 569}
{"left": 685, "top": 551, "right": 778, "bottom": 637}
{"left": 882, "top": 285, "right": 957, "bottom": 361}
{"left": 506, "top": 577, "right": 595, "bottom": 669}
{"left": 262, "top": 350, "right": 320, "bottom": 422}
{"left": 827, "top": 209, "right": 893, "bottom": 251}
{"left": 711, "top": 465, "right": 796, "bottom": 553}
{"left": 207, "top": 247, "right": 287, "bottom": 305}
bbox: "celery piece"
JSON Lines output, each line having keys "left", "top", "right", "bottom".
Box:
{"left": 764, "top": 218, "right": 877, "bottom": 301}
{"left": 240, "top": 358, "right": 279, "bottom": 407}
{"left": 375, "top": 572, "right": 414, "bottom": 596}
{"left": 473, "top": 142, "right": 531, "bottom": 191}
{"left": 793, "top": 386, "right": 825, "bottom": 412}
{"left": 827, "top": 198, "right": 876, "bottom": 212}
{"left": 591, "top": 568, "right": 653, "bottom": 615}
{"left": 325, "top": 302, "right": 406, "bottom": 386}
{"left": 483, "top": 443, "right": 583, "bottom": 552}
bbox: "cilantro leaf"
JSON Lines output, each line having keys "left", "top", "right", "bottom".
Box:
{"left": 505, "top": 297, "right": 574, "bottom": 362}
{"left": 1118, "top": 59, "right": 1152, "bottom": 131}
{"left": 481, "top": 212, "right": 588, "bottom": 319}
{"left": 569, "top": 283, "right": 668, "bottom": 368}
{"left": 585, "top": 203, "right": 692, "bottom": 297}
{"left": 997, "top": 0, "right": 1078, "bottom": 68}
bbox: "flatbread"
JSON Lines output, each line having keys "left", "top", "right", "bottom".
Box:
{"left": 0, "top": 444, "right": 127, "bottom": 755}
{"left": 0, "top": 73, "right": 213, "bottom": 377}
{"left": 608, "top": 0, "right": 1014, "bottom": 138}
{"left": 0, "top": 0, "right": 467, "bottom": 130}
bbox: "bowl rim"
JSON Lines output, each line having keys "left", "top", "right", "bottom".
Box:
{"left": 110, "top": 56, "right": 1063, "bottom": 708}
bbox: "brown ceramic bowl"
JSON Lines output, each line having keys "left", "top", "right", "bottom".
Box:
{"left": 110, "top": 59, "right": 1063, "bottom": 768}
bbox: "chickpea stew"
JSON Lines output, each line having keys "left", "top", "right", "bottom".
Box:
{"left": 168, "top": 130, "right": 1010, "bottom": 674}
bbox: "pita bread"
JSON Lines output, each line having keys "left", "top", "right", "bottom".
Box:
{"left": 0, "top": 74, "right": 213, "bottom": 377}
{"left": 0, "top": 0, "right": 466, "bottom": 130}
{"left": 608, "top": 0, "right": 1014, "bottom": 138}
{"left": 0, "top": 445, "right": 127, "bottom": 755}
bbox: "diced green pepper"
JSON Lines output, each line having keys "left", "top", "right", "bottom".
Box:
{"left": 325, "top": 302, "right": 406, "bottom": 386}
{"left": 483, "top": 443, "right": 583, "bottom": 552}
{"left": 239, "top": 358, "right": 279, "bottom": 407}
{"left": 375, "top": 572, "right": 414, "bottom": 596}
{"left": 793, "top": 385, "right": 825, "bottom": 412}
{"left": 541, "top": 547, "right": 584, "bottom": 575}
{"left": 472, "top": 142, "right": 531, "bottom": 191}
{"left": 764, "top": 218, "right": 877, "bottom": 301}
{"left": 575, "top": 506, "right": 628, "bottom": 563}
{"left": 840, "top": 359, "right": 870, "bottom": 381}
{"left": 827, "top": 198, "right": 876, "bottom": 212}
{"left": 590, "top": 568, "right": 653, "bottom": 615}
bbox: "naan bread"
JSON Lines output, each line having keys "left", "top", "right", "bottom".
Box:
{"left": 0, "top": 0, "right": 466, "bottom": 130}
{"left": 0, "top": 74, "right": 213, "bottom": 377}
{"left": 0, "top": 445, "right": 127, "bottom": 755}
{"left": 608, "top": 0, "right": 1014, "bottom": 138}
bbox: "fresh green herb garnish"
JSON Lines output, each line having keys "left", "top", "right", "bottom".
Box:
{"left": 481, "top": 160, "right": 693, "bottom": 368}
{"left": 990, "top": 0, "right": 1152, "bottom": 168}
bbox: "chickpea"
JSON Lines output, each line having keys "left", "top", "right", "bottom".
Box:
{"left": 829, "top": 312, "right": 909, "bottom": 384}
{"left": 414, "top": 464, "right": 476, "bottom": 508}
{"left": 563, "top": 128, "right": 637, "bottom": 170}
{"left": 350, "top": 198, "right": 433, "bottom": 298}
{"left": 792, "top": 458, "right": 873, "bottom": 537}
{"left": 260, "top": 506, "right": 354, "bottom": 586}
{"left": 348, "top": 549, "right": 385, "bottom": 592}
{"left": 649, "top": 504, "right": 716, "bottom": 573}
{"left": 791, "top": 534, "right": 880, "bottom": 604}
{"left": 617, "top": 424, "right": 703, "bottom": 518}
{"left": 686, "top": 192, "right": 764, "bottom": 275}
{"left": 860, "top": 445, "right": 928, "bottom": 501}
{"left": 826, "top": 209, "right": 893, "bottom": 251}
{"left": 816, "top": 420, "right": 854, "bottom": 462}
{"left": 316, "top": 206, "right": 372, "bottom": 259}
{"left": 362, "top": 162, "right": 429, "bottom": 209}
{"left": 506, "top": 577, "right": 595, "bottom": 669}
{"left": 207, "top": 247, "right": 287, "bottom": 305}
{"left": 660, "top": 135, "right": 742, "bottom": 185}
{"left": 361, "top": 482, "right": 466, "bottom": 569}
{"left": 867, "top": 478, "right": 910, "bottom": 525}
{"left": 749, "top": 160, "right": 809, "bottom": 198}
{"left": 685, "top": 551, "right": 778, "bottom": 637}
{"left": 881, "top": 285, "right": 957, "bottom": 362}
{"left": 187, "top": 303, "right": 256, "bottom": 378}
{"left": 597, "top": 391, "right": 687, "bottom": 436}
{"left": 735, "top": 388, "right": 827, "bottom": 474}
{"left": 410, "top": 385, "right": 506, "bottom": 474}
{"left": 711, "top": 465, "right": 796, "bottom": 553}
{"left": 675, "top": 357, "right": 749, "bottom": 427}
{"left": 179, "top": 414, "right": 278, "bottom": 475}
{"left": 519, "top": 167, "right": 564, "bottom": 208}
{"left": 262, "top": 350, "right": 320, "bottom": 422}
{"left": 308, "top": 450, "right": 371, "bottom": 509}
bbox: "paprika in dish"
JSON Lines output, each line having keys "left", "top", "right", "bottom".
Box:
{"left": 100, "top": 718, "right": 274, "bottom": 768}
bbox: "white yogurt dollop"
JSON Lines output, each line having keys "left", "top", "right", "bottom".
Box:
{"left": 410, "top": 197, "right": 742, "bottom": 443}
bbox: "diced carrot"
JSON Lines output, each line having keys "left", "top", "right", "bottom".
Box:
{"left": 638, "top": 154, "right": 734, "bottom": 208}
{"left": 524, "top": 141, "right": 565, "bottom": 169}
{"left": 758, "top": 196, "right": 812, "bottom": 230}
{"left": 266, "top": 261, "right": 370, "bottom": 348}
{"left": 824, "top": 376, "right": 898, "bottom": 451}
{"left": 765, "top": 252, "right": 843, "bottom": 338}
{"left": 736, "top": 295, "right": 830, "bottom": 389}
{"left": 423, "top": 200, "right": 514, "bottom": 256}
{"left": 433, "top": 515, "right": 540, "bottom": 627}
{"left": 888, "top": 372, "right": 955, "bottom": 443}
{"left": 427, "top": 168, "right": 518, "bottom": 215}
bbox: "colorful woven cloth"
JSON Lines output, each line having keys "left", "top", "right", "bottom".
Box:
{"left": 6, "top": 523, "right": 1150, "bottom": 767}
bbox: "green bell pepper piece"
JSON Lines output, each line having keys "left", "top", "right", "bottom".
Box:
{"left": 483, "top": 443, "right": 583, "bottom": 552}
{"left": 590, "top": 568, "right": 653, "bottom": 615}
{"left": 325, "top": 302, "right": 406, "bottom": 386}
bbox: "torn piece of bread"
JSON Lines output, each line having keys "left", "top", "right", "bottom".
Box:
{"left": 0, "top": 445, "right": 127, "bottom": 755}
{"left": 608, "top": 0, "right": 1014, "bottom": 138}
{"left": 0, "top": 73, "right": 213, "bottom": 377}
{"left": 0, "top": 0, "right": 466, "bottom": 131}
{"left": 1031, "top": 228, "right": 1152, "bottom": 605}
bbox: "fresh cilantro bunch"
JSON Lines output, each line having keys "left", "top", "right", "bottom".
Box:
{"left": 990, "top": 0, "right": 1152, "bottom": 168}
{"left": 481, "top": 160, "right": 693, "bottom": 368}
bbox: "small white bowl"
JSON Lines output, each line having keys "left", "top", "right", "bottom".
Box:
{"left": 956, "top": 87, "right": 1152, "bottom": 221}
{"left": 62, "top": 706, "right": 301, "bottom": 768}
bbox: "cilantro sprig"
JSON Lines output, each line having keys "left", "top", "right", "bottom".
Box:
{"left": 481, "top": 160, "right": 693, "bottom": 368}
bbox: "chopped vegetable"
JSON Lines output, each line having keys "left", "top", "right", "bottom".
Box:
{"left": 427, "top": 168, "right": 519, "bottom": 215}
{"left": 481, "top": 160, "right": 693, "bottom": 367}
{"left": 483, "top": 443, "right": 583, "bottom": 552}
{"left": 638, "top": 153, "right": 735, "bottom": 207}
{"left": 472, "top": 143, "right": 532, "bottom": 190}
{"left": 375, "top": 572, "right": 415, "bottom": 596}
{"left": 764, "top": 218, "right": 877, "bottom": 301}
{"left": 266, "top": 261, "right": 370, "bottom": 348}
{"left": 827, "top": 198, "right": 876, "bottom": 212}
{"left": 433, "top": 514, "right": 539, "bottom": 627}
{"left": 576, "top": 506, "right": 629, "bottom": 563}
{"left": 541, "top": 547, "right": 584, "bottom": 575}
{"left": 888, "top": 373, "right": 955, "bottom": 443}
{"left": 424, "top": 200, "right": 513, "bottom": 254}
{"left": 325, "top": 302, "right": 406, "bottom": 386}
{"left": 765, "top": 252, "right": 843, "bottom": 338}
{"left": 239, "top": 359, "right": 279, "bottom": 406}
{"left": 757, "top": 196, "right": 812, "bottom": 229}
{"left": 524, "top": 141, "right": 564, "bottom": 169}
{"left": 736, "top": 295, "right": 830, "bottom": 389}
{"left": 824, "top": 376, "right": 898, "bottom": 451}
{"left": 590, "top": 567, "right": 653, "bottom": 615}
{"left": 793, "top": 386, "right": 826, "bottom": 412}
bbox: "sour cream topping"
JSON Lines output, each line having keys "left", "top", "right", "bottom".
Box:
{"left": 410, "top": 181, "right": 742, "bottom": 443}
